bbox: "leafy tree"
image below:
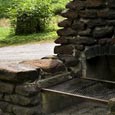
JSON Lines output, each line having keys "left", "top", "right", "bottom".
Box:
{"left": 51, "top": 0, "right": 70, "bottom": 15}
{"left": 0, "top": 0, "right": 13, "bottom": 18}
{"left": 8, "top": 0, "right": 53, "bottom": 34}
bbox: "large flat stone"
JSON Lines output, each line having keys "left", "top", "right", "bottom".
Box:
{"left": 0, "top": 64, "right": 38, "bottom": 83}
{"left": 21, "top": 59, "right": 66, "bottom": 74}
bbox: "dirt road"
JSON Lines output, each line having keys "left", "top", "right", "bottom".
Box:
{"left": 0, "top": 42, "right": 56, "bottom": 64}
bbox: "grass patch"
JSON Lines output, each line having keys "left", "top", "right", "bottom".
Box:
{"left": 0, "top": 27, "right": 57, "bottom": 47}
{"left": 0, "top": 16, "right": 62, "bottom": 47}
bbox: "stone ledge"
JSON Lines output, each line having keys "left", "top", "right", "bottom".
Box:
{"left": 0, "top": 64, "right": 39, "bottom": 83}
{"left": 21, "top": 59, "right": 66, "bottom": 74}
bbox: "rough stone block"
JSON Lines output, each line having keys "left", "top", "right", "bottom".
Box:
{"left": 87, "top": 19, "right": 107, "bottom": 28}
{"left": 61, "top": 9, "right": 78, "bottom": 19}
{"left": 69, "top": 37, "right": 97, "bottom": 45}
{"left": 15, "top": 84, "right": 39, "bottom": 97}
{"left": 55, "top": 36, "right": 69, "bottom": 44}
{"left": 0, "top": 81, "right": 14, "bottom": 94}
{"left": 0, "top": 101, "right": 13, "bottom": 113}
{"left": 108, "top": 20, "right": 115, "bottom": 26}
{"left": 85, "top": 46, "right": 97, "bottom": 59}
{"left": 54, "top": 45, "right": 74, "bottom": 55}
{"left": 12, "top": 105, "right": 41, "bottom": 115}
{"left": 93, "top": 27, "right": 114, "bottom": 39}
{"left": 59, "top": 55, "right": 79, "bottom": 67}
{"left": 58, "top": 19, "right": 72, "bottom": 27}
{"left": 72, "top": 20, "right": 86, "bottom": 30}
{"left": 79, "top": 10, "right": 97, "bottom": 19}
{"left": 0, "top": 101, "right": 41, "bottom": 115}
{"left": 57, "top": 28, "right": 77, "bottom": 36}
{"left": 4, "top": 94, "right": 40, "bottom": 106}
{"left": 75, "top": 45, "right": 85, "bottom": 51}
{"left": 78, "top": 28, "right": 92, "bottom": 36}
{"left": 21, "top": 59, "right": 66, "bottom": 74}
{"left": 98, "top": 9, "right": 115, "bottom": 19}
{"left": 66, "top": 0, "right": 85, "bottom": 10}
{"left": 108, "top": 0, "right": 115, "bottom": 8}
{"left": 0, "top": 64, "right": 38, "bottom": 83}
{"left": 86, "top": 0, "right": 105, "bottom": 8}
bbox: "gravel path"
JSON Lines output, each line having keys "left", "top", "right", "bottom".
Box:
{"left": 0, "top": 42, "right": 56, "bottom": 64}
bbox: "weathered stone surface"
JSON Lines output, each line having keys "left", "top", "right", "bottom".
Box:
{"left": 57, "top": 28, "right": 77, "bottom": 36}
{"left": 69, "top": 37, "right": 97, "bottom": 45}
{"left": 108, "top": 0, "right": 115, "bottom": 8}
{"left": 98, "top": 9, "right": 115, "bottom": 19}
{"left": 0, "top": 101, "right": 41, "bottom": 115}
{"left": 55, "top": 36, "right": 69, "bottom": 44}
{"left": 85, "top": 0, "right": 105, "bottom": 8}
{"left": 75, "top": 45, "right": 85, "bottom": 51}
{"left": 54, "top": 45, "right": 74, "bottom": 55}
{"left": 108, "top": 20, "right": 115, "bottom": 26}
{"left": 93, "top": 27, "right": 114, "bottom": 38}
{"left": 78, "top": 28, "right": 92, "bottom": 36}
{"left": 58, "top": 19, "right": 72, "bottom": 27}
{"left": 0, "top": 64, "right": 38, "bottom": 83}
{"left": 61, "top": 9, "right": 78, "bottom": 19}
{"left": 72, "top": 20, "right": 86, "bottom": 30}
{"left": 69, "top": 63, "right": 82, "bottom": 77}
{"left": 87, "top": 19, "right": 107, "bottom": 28}
{"left": 0, "top": 101, "right": 13, "bottom": 113}
{"left": 22, "top": 59, "right": 66, "bottom": 74}
{"left": 15, "top": 84, "right": 39, "bottom": 97}
{"left": 0, "top": 81, "right": 14, "bottom": 94}
{"left": 79, "top": 10, "right": 97, "bottom": 19}
{"left": 4, "top": 94, "right": 40, "bottom": 106}
{"left": 59, "top": 55, "right": 79, "bottom": 67}
{"left": 12, "top": 105, "right": 42, "bottom": 115}
{"left": 66, "top": 0, "right": 85, "bottom": 10}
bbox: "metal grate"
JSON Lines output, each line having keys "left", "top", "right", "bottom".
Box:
{"left": 49, "top": 78, "right": 115, "bottom": 100}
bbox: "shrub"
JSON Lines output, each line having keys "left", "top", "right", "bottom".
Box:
{"left": 51, "top": 0, "right": 70, "bottom": 15}
{"left": 8, "top": 0, "right": 53, "bottom": 35}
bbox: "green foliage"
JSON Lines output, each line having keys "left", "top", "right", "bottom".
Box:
{"left": 51, "top": 0, "right": 70, "bottom": 15}
{"left": 8, "top": 0, "right": 53, "bottom": 34}
{"left": 0, "top": 0, "right": 70, "bottom": 35}
{"left": 0, "top": 0, "right": 13, "bottom": 18}
{"left": 0, "top": 27, "right": 57, "bottom": 47}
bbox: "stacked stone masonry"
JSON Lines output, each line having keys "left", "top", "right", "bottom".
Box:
{"left": 54, "top": 0, "right": 115, "bottom": 77}
{"left": 0, "top": 64, "right": 41, "bottom": 115}
{"left": 54, "top": 0, "right": 115, "bottom": 114}
{"left": 0, "top": 58, "right": 70, "bottom": 115}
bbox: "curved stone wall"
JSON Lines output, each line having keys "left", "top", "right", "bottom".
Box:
{"left": 54, "top": 0, "right": 115, "bottom": 80}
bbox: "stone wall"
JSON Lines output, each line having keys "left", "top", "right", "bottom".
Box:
{"left": 0, "top": 64, "right": 41, "bottom": 115}
{"left": 0, "top": 58, "right": 71, "bottom": 115}
{"left": 54, "top": 0, "right": 115, "bottom": 80}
